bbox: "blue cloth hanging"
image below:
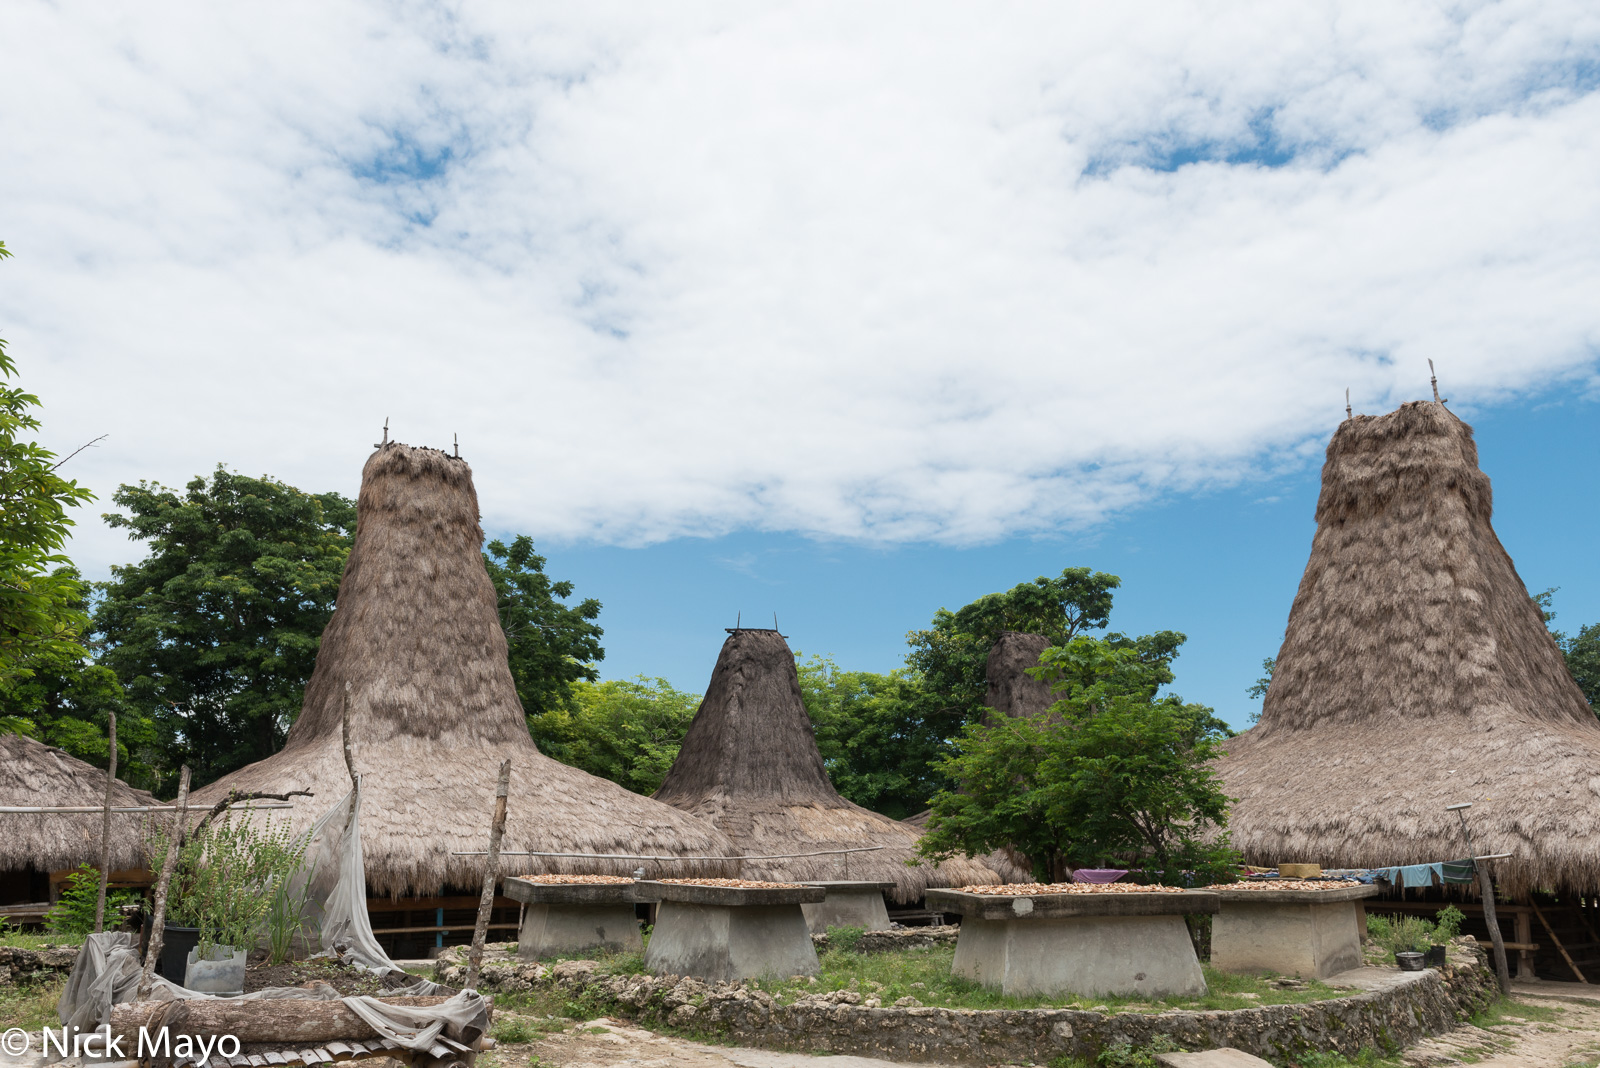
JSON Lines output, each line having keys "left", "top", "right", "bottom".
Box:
{"left": 1398, "top": 862, "right": 1443, "bottom": 888}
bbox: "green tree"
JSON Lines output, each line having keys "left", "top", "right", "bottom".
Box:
{"left": 0, "top": 567, "right": 164, "bottom": 789}
{"left": 0, "top": 241, "right": 97, "bottom": 683}
{"left": 919, "top": 636, "right": 1237, "bottom": 884}
{"left": 484, "top": 535, "right": 604, "bottom": 719}
{"left": 1533, "top": 588, "right": 1599, "bottom": 712}
{"left": 93, "top": 468, "right": 355, "bottom": 790}
{"left": 796, "top": 654, "right": 948, "bottom": 819}
{"left": 528, "top": 676, "right": 698, "bottom": 794}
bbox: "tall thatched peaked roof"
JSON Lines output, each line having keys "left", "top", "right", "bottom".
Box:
{"left": 193, "top": 443, "right": 737, "bottom": 896}
{"left": 0, "top": 732, "right": 158, "bottom": 874}
{"left": 1217, "top": 401, "right": 1600, "bottom": 897}
{"left": 654, "top": 629, "right": 1003, "bottom": 902}
{"left": 984, "top": 630, "right": 1055, "bottom": 722}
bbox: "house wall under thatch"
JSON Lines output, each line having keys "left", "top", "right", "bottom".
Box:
{"left": 1218, "top": 400, "right": 1600, "bottom": 901}
{"left": 192, "top": 443, "right": 739, "bottom": 929}
{"left": 654, "top": 628, "right": 1005, "bottom": 903}
{"left": 0, "top": 732, "right": 157, "bottom": 905}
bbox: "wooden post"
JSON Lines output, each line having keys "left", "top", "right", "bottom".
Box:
{"left": 93, "top": 711, "right": 117, "bottom": 933}
{"left": 1478, "top": 862, "right": 1512, "bottom": 994}
{"left": 465, "top": 760, "right": 512, "bottom": 991}
{"left": 465, "top": 761, "right": 512, "bottom": 989}
{"left": 138, "top": 765, "right": 191, "bottom": 999}
{"left": 1515, "top": 910, "right": 1534, "bottom": 980}
{"left": 1531, "top": 898, "right": 1587, "bottom": 984}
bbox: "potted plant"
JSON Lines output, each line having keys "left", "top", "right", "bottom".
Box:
{"left": 148, "top": 812, "right": 310, "bottom": 991}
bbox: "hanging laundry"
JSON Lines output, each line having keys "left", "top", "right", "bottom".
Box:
{"left": 1442, "top": 859, "right": 1477, "bottom": 884}
{"left": 1398, "top": 862, "right": 1444, "bottom": 888}
{"left": 1072, "top": 869, "right": 1129, "bottom": 884}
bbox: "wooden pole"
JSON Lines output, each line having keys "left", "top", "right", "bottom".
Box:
{"left": 464, "top": 760, "right": 511, "bottom": 990}
{"left": 138, "top": 765, "right": 191, "bottom": 999}
{"left": 1452, "top": 806, "right": 1510, "bottom": 994}
{"left": 93, "top": 711, "right": 117, "bottom": 933}
{"left": 1531, "top": 898, "right": 1588, "bottom": 984}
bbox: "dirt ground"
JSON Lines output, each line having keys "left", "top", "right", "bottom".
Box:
{"left": 1399, "top": 985, "right": 1600, "bottom": 1067}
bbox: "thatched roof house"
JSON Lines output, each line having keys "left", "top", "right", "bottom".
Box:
{"left": 984, "top": 630, "right": 1055, "bottom": 722}
{"left": 0, "top": 732, "right": 157, "bottom": 899}
{"left": 653, "top": 628, "right": 1003, "bottom": 902}
{"left": 1218, "top": 401, "right": 1600, "bottom": 898}
{"left": 193, "top": 443, "right": 737, "bottom": 897}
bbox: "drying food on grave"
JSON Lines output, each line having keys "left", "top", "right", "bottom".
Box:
{"left": 656, "top": 877, "right": 806, "bottom": 889}
{"left": 516, "top": 873, "right": 637, "bottom": 885}
{"left": 1206, "top": 879, "right": 1361, "bottom": 891}
{"left": 955, "top": 882, "right": 1189, "bottom": 895}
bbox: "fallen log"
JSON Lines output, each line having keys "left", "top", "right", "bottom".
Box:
{"left": 110, "top": 996, "right": 457, "bottom": 1047}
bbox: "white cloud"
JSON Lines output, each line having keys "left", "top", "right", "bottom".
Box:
{"left": 2, "top": 0, "right": 1598, "bottom": 569}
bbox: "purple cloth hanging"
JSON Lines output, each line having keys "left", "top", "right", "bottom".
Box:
{"left": 1072, "top": 869, "right": 1129, "bottom": 884}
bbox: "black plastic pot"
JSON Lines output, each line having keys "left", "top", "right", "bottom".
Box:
{"left": 1396, "top": 950, "right": 1425, "bottom": 972}
{"left": 157, "top": 926, "right": 200, "bottom": 986}
{"left": 1423, "top": 944, "right": 1447, "bottom": 967}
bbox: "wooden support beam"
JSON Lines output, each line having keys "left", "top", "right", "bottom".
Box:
{"left": 1532, "top": 898, "right": 1589, "bottom": 984}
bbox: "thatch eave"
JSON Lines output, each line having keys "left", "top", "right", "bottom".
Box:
{"left": 0, "top": 732, "right": 157, "bottom": 875}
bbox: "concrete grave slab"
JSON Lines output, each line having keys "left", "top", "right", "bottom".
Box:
{"left": 799, "top": 881, "right": 894, "bottom": 933}
{"left": 638, "top": 882, "right": 824, "bottom": 982}
{"left": 1210, "top": 884, "right": 1378, "bottom": 979}
{"left": 504, "top": 877, "right": 643, "bottom": 960}
{"left": 926, "top": 888, "right": 1217, "bottom": 998}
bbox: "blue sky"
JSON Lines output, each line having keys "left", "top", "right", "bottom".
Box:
{"left": 3, "top": 3, "right": 1598, "bottom": 733}
{"left": 521, "top": 387, "right": 1600, "bottom": 731}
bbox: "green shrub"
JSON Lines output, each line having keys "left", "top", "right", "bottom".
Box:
{"left": 826, "top": 925, "right": 866, "bottom": 953}
{"left": 44, "top": 864, "right": 140, "bottom": 936}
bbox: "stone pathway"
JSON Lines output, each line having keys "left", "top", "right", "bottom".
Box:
{"left": 483, "top": 1016, "right": 944, "bottom": 1068}
{"left": 1398, "top": 983, "right": 1600, "bottom": 1067}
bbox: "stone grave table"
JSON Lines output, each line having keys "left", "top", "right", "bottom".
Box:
{"left": 925, "top": 886, "right": 1220, "bottom": 998}
{"left": 636, "top": 880, "right": 825, "bottom": 982}
{"left": 1209, "top": 882, "right": 1380, "bottom": 979}
{"left": 800, "top": 880, "right": 895, "bottom": 933}
{"left": 503, "top": 877, "right": 643, "bottom": 960}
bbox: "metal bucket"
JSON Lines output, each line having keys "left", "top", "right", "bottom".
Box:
{"left": 1396, "top": 951, "right": 1425, "bottom": 971}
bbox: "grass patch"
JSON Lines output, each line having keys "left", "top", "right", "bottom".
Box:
{"left": 1471, "top": 996, "right": 1566, "bottom": 1029}
{"left": 746, "top": 945, "right": 1349, "bottom": 1014}
{"left": 1291, "top": 1052, "right": 1405, "bottom": 1068}
{"left": 0, "top": 976, "right": 66, "bottom": 1032}
{"left": 0, "top": 921, "right": 85, "bottom": 951}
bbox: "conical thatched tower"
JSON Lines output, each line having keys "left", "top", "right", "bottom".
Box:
{"left": 654, "top": 629, "right": 1002, "bottom": 902}
{"left": 984, "top": 630, "right": 1055, "bottom": 722}
{"left": 1218, "top": 401, "right": 1600, "bottom": 898}
{"left": 0, "top": 733, "right": 157, "bottom": 901}
{"left": 194, "top": 443, "right": 737, "bottom": 897}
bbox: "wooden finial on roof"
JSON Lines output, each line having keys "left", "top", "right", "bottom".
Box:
{"left": 1346, "top": 388, "right": 1352, "bottom": 420}
{"left": 454, "top": 433, "right": 459, "bottom": 459}
{"left": 1429, "top": 360, "right": 1442, "bottom": 404}
{"left": 375, "top": 418, "right": 389, "bottom": 449}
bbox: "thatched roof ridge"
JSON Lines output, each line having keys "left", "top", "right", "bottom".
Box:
{"left": 0, "top": 732, "right": 157, "bottom": 874}
{"left": 654, "top": 629, "right": 1003, "bottom": 902}
{"left": 984, "top": 630, "right": 1055, "bottom": 723}
{"left": 194, "top": 442, "right": 738, "bottom": 896}
{"left": 1218, "top": 401, "right": 1600, "bottom": 897}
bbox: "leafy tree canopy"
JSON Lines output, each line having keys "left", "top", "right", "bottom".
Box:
{"left": 485, "top": 534, "right": 604, "bottom": 719}
{"left": 0, "top": 241, "right": 97, "bottom": 683}
{"left": 1535, "top": 587, "right": 1600, "bottom": 711}
{"left": 528, "top": 676, "right": 697, "bottom": 795}
{"left": 919, "top": 635, "right": 1238, "bottom": 884}
{"left": 93, "top": 468, "right": 355, "bottom": 790}
{"left": 797, "top": 654, "right": 949, "bottom": 820}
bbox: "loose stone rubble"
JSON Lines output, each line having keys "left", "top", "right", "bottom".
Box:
{"left": 810, "top": 927, "right": 960, "bottom": 953}
{"left": 438, "top": 937, "right": 1498, "bottom": 1065}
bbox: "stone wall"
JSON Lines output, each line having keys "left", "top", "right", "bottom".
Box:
{"left": 439, "top": 939, "right": 1497, "bottom": 1065}
{"left": 0, "top": 945, "right": 78, "bottom": 987}
{"left": 810, "top": 927, "right": 960, "bottom": 953}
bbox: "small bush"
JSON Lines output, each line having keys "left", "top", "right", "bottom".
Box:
{"left": 44, "top": 864, "right": 140, "bottom": 936}
{"left": 492, "top": 1016, "right": 540, "bottom": 1044}
{"left": 1096, "top": 1036, "right": 1180, "bottom": 1067}
{"left": 826, "top": 925, "right": 866, "bottom": 953}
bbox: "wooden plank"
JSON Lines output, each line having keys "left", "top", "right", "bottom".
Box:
{"left": 1532, "top": 898, "right": 1589, "bottom": 984}
{"left": 1474, "top": 939, "right": 1539, "bottom": 950}
{"left": 368, "top": 923, "right": 518, "bottom": 935}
